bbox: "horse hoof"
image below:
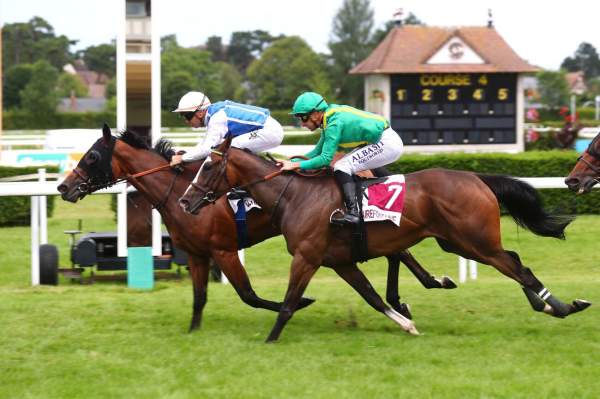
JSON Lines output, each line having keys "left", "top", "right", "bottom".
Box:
{"left": 572, "top": 299, "right": 591, "bottom": 313}
{"left": 407, "top": 324, "right": 420, "bottom": 336}
{"left": 441, "top": 276, "right": 457, "bottom": 289}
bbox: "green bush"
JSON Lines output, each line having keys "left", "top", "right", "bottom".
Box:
{"left": 0, "top": 166, "right": 58, "bottom": 226}
{"left": 386, "top": 151, "right": 598, "bottom": 214}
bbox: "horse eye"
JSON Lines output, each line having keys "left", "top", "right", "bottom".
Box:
{"left": 86, "top": 150, "right": 101, "bottom": 164}
{"left": 203, "top": 162, "right": 212, "bottom": 171}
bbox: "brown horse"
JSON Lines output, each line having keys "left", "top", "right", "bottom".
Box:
{"left": 565, "top": 132, "right": 600, "bottom": 193}
{"left": 180, "top": 137, "right": 591, "bottom": 342}
{"left": 57, "top": 125, "right": 452, "bottom": 331}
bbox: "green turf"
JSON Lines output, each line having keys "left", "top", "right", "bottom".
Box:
{"left": 0, "top": 196, "right": 598, "bottom": 398}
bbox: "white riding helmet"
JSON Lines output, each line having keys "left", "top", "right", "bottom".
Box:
{"left": 172, "top": 91, "right": 211, "bottom": 113}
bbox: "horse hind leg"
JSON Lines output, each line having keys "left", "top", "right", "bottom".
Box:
{"left": 490, "top": 250, "right": 591, "bottom": 318}
{"left": 401, "top": 245, "right": 457, "bottom": 289}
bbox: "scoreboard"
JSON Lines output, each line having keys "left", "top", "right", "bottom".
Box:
{"left": 390, "top": 73, "right": 517, "bottom": 145}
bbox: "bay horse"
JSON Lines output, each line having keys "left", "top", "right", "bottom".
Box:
{"left": 180, "top": 137, "right": 591, "bottom": 342}
{"left": 565, "top": 132, "right": 600, "bottom": 193}
{"left": 57, "top": 124, "right": 453, "bottom": 332}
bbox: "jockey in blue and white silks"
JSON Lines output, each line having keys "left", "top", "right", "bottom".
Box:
{"left": 170, "top": 92, "right": 284, "bottom": 164}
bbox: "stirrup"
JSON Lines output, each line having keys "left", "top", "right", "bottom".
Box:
{"left": 329, "top": 208, "right": 345, "bottom": 224}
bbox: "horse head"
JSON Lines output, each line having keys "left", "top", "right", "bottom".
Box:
{"left": 179, "top": 136, "right": 235, "bottom": 214}
{"left": 57, "top": 123, "right": 117, "bottom": 202}
{"left": 565, "top": 132, "right": 600, "bottom": 194}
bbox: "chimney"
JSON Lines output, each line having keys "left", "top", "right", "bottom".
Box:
{"left": 393, "top": 8, "right": 404, "bottom": 27}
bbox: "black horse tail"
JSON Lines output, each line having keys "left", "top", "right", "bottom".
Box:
{"left": 476, "top": 174, "right": 574, "bottom": 239}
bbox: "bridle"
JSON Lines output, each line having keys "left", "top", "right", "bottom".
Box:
{"left": 574, "top": 135, "right": 600, "bottom": 177}
{"left": 75, "top": 139, "right": 181, "bottom": 210}
{"left": 187, "top": 148, "right": 328, "bottom": 225}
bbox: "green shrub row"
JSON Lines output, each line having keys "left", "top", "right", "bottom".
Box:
{"left": 0, "top": 166, "right": 58, "bottom": 226}
{"left": 386, "top": 150, "right": 597, "bottom": 214}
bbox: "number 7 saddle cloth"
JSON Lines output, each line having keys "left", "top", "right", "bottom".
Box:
{"left": 360, "top": 174, "right": 406, "bottom": 226}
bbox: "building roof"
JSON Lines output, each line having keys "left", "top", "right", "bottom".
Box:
{"left": 351, "top": 25, "right": 539, "bottom": 74}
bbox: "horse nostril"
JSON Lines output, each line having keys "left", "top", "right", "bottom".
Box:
{"left": 57, "top": 184, "right": 68, "bottom": 194}
{"left": 179, "top": 198, "right": 190, "bottom": 210}
{"left": 564, "top": 177, "right": 579, "bottom": 187}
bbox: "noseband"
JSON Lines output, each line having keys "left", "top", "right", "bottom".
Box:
{"left": 574, "top": 135, "right": 600, "bottom": 176}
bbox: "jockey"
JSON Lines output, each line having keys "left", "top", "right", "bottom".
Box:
{"left": 170, "top": 91, "right": 284, "bottom": 166}
{"left": 279, "top": 92, "right": 403, "bottom": 227}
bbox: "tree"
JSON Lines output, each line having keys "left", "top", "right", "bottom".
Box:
{"left": 161, "top": 34, "right": 180, "bottom": 52}
{"left": 56, "top": 72, "right": 89, "bottom": 97}
{"left": 561, "top": 42, "right": 600, "bottom": 80}
{"left": 161, "top": 47, "right": 221, "bottom": 110}
{"left": 371, "top": 12, "right": 424, "bottom": 45}
{"left": 537, "top": 70, "right": 570, "bottom": 109}
{"left": 81, "top": 43, "right": 116, "bottom": 80}
{"left": 3, "top": 64, "right": 33, "bottom": 110}
{"left": 215, "top": 62, "right": 242, "bottom": 100}
{"left": 227, "top": 30, "right": 285, "bottom": 74}
{"left": 327, "top": 0, "right": 375, "bottom": 107}
{"left": 247, "top": 36, "right": 332, "bottom": 109}
{"left": 2, "top": 17, "right": 75, "bottom": 72}
{"left": 206, "top": 36, "right": 226, "bottom": 62}
{"left": 20, "top": 60, "right": 60, "bottom": 114}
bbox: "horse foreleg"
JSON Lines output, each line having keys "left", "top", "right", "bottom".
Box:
{"left": 188, "top": 255, "right": 210, "bottom": 332}
{"left": 211, "top": 250, "right": 315, "bottom": 312}
{"left": 266, "top": 252, "right": 319, "bottom": 343}
{"left": 334, "top": 264, "right": 419, "bottom": 336}
{"left": 395, "top": 250, "right": 457, "bottom": 289}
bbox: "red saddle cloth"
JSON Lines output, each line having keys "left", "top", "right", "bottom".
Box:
{"left": 362, "top": 175, "right": 406, "bottom": 226}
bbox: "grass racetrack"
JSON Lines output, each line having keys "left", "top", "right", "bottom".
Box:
{"left": 0, "top": 195, "right": 599, "bottom": 398}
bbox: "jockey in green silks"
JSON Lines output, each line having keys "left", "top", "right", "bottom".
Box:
{"left": 278, "top": 92, "right": 404, "bottom": 227}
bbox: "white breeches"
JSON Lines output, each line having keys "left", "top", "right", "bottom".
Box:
{"left": 333, "top": 128, "right": 404, "bottom": 174}
{"left": 231, "top": 116, "right": 284, "bottom": 153}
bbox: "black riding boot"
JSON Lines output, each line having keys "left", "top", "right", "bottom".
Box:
{"left": 331, "top": 171, "right": 360, "bottom": 226}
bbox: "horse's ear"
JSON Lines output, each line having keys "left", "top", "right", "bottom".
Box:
{"left": 102, "top": 123, "right": 112, "bottom": 145}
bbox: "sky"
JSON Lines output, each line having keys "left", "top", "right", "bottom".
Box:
{"left": 1, "top": 0, "right": 599, "bottom": 71}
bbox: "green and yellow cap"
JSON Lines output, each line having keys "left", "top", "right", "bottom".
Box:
{"left": 290, "top": 92, "right": 328, "bottom": 115}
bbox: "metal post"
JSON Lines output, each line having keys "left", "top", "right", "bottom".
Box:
{"left": 38, "top": 168, "right": 47, "bottom": 244}
{"left": 151, "top": 5, "right": 162, "bottom": 256}
{"left": 31, "top": 196, "right": 40, "bottom": 286}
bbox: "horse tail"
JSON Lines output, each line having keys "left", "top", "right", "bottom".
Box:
{"left": 476, "top": 173, "right": 574, "bottom": 239}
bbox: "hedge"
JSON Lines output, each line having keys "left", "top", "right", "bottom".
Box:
{"left": 0, "top": 166, "right": 59, "bottom": 226}
{"left": 385, "top": 150, "right": 597, "bottom": 215}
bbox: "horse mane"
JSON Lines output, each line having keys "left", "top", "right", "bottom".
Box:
{"left": 117, "top": 129, "right": 175, "bottom": 161}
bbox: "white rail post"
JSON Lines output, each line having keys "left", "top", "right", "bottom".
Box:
{"left": 38, "top": 168, "right": 47, "bottom": 244}
{"left": 30, "top": 195, "right": 40, "bottom": 286}
{"left": 469, "top": 259, "right": 478, "bottom": 280}
{"left": 458, "top": 256, "right": 467, "bottom": 283}
{"left": 117, "top": 184, "right": 128, "bottom": 257}
{"left": 151, "top": 5, "right": 162, "bottom": 256}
